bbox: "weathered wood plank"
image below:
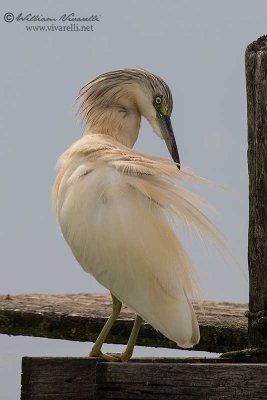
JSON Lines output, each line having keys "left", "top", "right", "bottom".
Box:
{"left": 246, "top": 35, "right": 267, "bottom": 347}
{"left": 21, "top": 357, "right": 99, "bottom": 400}
{"left": 21, "top": 357, "right": 267, "bottom": 400}
{"left": 96, "top": 363, "right": 267, "bottom": 400}
{"left": 0, "top": 294, "right": 247, "bottom": 352}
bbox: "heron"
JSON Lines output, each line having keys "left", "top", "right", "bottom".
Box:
{"left": 53, "top": 68, "right": 224, "bottom": 361}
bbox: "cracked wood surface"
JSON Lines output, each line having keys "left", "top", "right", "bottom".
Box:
{"left": 246, "top": 35, "right": 267, "bottom": 347}
{"left": 0, "top": 293, "right": 247, "bottom": 353}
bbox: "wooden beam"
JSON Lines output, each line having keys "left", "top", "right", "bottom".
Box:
{"left": 0, "top": 293, "right": 247, "bottom": 353}
{"left": 21, "top": 357, "right": 267, "bottom": 400}
{"left": 246, "top": 35, "right": 267, "bottom": 347}
{"left": 21, "top": 357, "right": 98, "bottom": 400}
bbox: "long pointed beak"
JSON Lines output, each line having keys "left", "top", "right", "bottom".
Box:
{"left": 157, "top": 114, "right": 180, "bottom": 169}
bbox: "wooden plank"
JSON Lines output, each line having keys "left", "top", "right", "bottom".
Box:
{"left": 21, "top": 357, "right": 267, "bottom": 400}
{"left": 246, "top": 35, "right": 267, "bottom": 347}
{"left": 21, "top": 357, "right": 99, "bottom": 400}
{"left": 96, "top": 362, "right": 267, "bottom": 399}
{"left": 0, "top": 293, "right": 247, "bottom": 353}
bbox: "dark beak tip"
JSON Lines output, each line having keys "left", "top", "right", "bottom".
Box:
{"left": 159, "top": 114, "right": 181, "bottom": 169}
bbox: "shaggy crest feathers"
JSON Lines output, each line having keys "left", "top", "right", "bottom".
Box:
{"left": 77, "top": 68, "right": 173, "bottom": 126}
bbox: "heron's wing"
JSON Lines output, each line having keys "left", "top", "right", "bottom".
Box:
{"left": 58, "top": 134, "right": 224, "bottom": 250}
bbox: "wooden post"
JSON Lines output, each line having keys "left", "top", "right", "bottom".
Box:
{"left": 246, "top": 35, "right": 267, "bottom": 347}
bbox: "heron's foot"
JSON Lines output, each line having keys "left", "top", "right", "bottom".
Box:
{"left": 89, "top": 350, "right": 121, "bottom": 362}
{"left": 106, "top": 351, "right": 132, "bottom": 362}
{"left": 89, "top": 350, "right": 132, "bottom": 362}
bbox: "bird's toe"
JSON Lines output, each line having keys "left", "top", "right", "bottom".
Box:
{"left": 89, "top": 350, "right": 120, "bottom": 362}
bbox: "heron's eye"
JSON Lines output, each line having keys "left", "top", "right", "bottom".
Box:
{"left": 155, "top": 96, "right": 162, "bottom": 105}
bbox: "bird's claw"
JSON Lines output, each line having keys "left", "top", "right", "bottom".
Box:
{"left": 106, "top": 351, "right": 132, "bottom": 362}
{"left": 89, "top": 350, "right": 131, "bottom": 362}
{"left": 89, "top": 350, "right": 119, "bottom": 362}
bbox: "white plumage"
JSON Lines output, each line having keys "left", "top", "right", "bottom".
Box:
{"left": 53, "top": 69, "right": 225, "bottom": 361}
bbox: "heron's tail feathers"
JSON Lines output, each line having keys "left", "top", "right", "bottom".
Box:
{"left": 113, "top": 275, "right": 200, "bottom": 348}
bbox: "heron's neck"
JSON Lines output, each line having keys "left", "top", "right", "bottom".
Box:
{"left": 84, "top": 104, "right": 141, "bottom": 149}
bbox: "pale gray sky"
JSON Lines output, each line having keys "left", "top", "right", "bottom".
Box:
{"left": 1, "top": 0, "right": 266, "bottom": 398}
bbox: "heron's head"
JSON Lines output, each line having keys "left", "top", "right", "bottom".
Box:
{"left": 78, "top": 68, "right": 180, "bottom": 168}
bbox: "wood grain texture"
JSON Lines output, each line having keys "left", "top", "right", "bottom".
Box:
{"left": 21, "top": 357, "right": 267, "bottom": 400}
{"left": 21, "top": 357, "right": 99, "bottom": 400}
{"left": 0, "top": 293, "right": 247, "bottom": 353}
{"left": 96, "top": 363, "right": 267, "bottom": 400}
{"left": 246, "top": 35, "right": 267, "bottom": 347}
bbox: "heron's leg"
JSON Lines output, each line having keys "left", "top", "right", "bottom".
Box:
{"left": 107, "top": 314, "right": 143, "bottom": 362}
{"left": 89, "top": 293, "right": 122, "bottom": 361}
{"left": 120, "top": 314, "right": 143, "bottom": 361}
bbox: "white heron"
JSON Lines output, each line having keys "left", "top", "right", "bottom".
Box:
{"left": 53, "top": 68, "right": 224, "bottom": 361}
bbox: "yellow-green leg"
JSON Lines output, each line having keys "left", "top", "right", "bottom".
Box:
{"left": 107, "top": 314, "right": 143, "bottom": 362}
{"left": 90, "top": 293, "right": 122, "bottom": 362}
{"left": 120, "top": 315, "right": 143, "bottom": 361}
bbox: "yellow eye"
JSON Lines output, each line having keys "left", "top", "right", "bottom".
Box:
{"left": 155, "top": 96, "right": 162, "bottom": 104}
